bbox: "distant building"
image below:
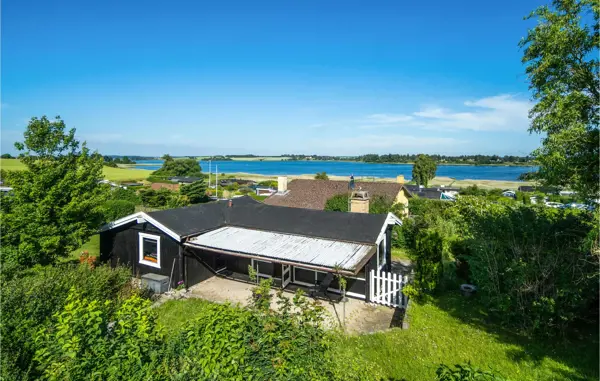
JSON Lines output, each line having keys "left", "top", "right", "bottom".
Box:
{"left": 168, "top": 176, "right": 204, "bottom": 184}
{"left": 264, "top": 177, "right": 412, "bottom": 213}
{"left": 403, "top": 185, "right": 457, "bottom": 201}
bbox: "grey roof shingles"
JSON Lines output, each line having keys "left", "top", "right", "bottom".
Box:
{"left": 146, "top": 196, "right": 387, "bottom": 244}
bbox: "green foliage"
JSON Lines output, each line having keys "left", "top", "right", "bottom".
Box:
{"left": 460, "top": 185, "right": 488, "bottom": 197}
{"left": 258, "top": 180, "right": 277, "bottom": 187}
{"left": 315, "top": 171, "right": 329, "bottom": 180}
{"left": 180, "top": 180, "right": 208, "bottom": 204}
{"left": 369, "top": 195, "right": 394, "bottom": 214}
{"left": 103, "top": 161, "right": 118, "bottom": 168}
{"left": 1, "top": 264, "right": 133, "bottom": 380}
{"left": 324, "top": 193, "right": 349, "bottom": 212}
{"left": 151, "top": 158, "right": 202, "bottom": 178}
{"left": 102, "top": 199, "right": 135, "bottom": 222}
{"left": 1, "top": 153, "right": 13, "bottom": 158}
{"left": 436, "top": 362, "right": 507, "bottom": 381}
{"left": 139, "top": 188, "right": 174, "bottom": 208}
{"left": 412, "top": 154, "right": 437, "bottom": 187}
{"left": 109, "top": 187, "right": 141, "bottom": 204}
{"left": 457, "top": 197, "right": 599, "bottom": 335}
{"left": 161, "top": 153, "right": 173, "bottom": 161}
{"left": 34, "top": 292, "right": 163, "bottom": 381}
{"left": 112, "top": 156, "right": 136, "bottom": 164}
{"left": 1, "top": 116, "right": 109, "bottom": 271}
{"left": 519, "top": 0, "right": 599, "bottom": 198}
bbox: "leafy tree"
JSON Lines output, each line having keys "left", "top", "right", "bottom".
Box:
{"left": 161, "top": 153, "right": 174, "bottom": 161}
{"left": 180, "top": 180, "right": 208, "bottom": 204}
{"left": 1, "top": 153, "right": 13, "bottom": 159}
{"left": 520, "top": 0, "right": 599, "bottom": 198}
{"left": 368, "top": 195, "right": 394, "bottom": 214}
{"left": 151, "top": 158, "right": 202, "bottom": 178}
{"left": 102, "top": 199, "right": 136, "bottom": 221}
{"left": 324, "top": 194, "right": 349, "bottom": 212}
{"left": 0, "top": 116, "right": 108, "bottom": 270}
{"left": 412, "top": 154, "right": 437, "bottom": 187}
{"left": 315, "top": 171, "right": 329, "bottom": 180}
{"left": 139, "top": 188, "right": 173, "bottom": 208}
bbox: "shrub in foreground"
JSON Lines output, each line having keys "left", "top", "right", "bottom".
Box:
{"left": 0, "top": 264, "right": 133, "bottom": 380}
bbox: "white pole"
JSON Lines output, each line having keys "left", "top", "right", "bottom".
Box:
{"left": 208, "top": 160, "right": 211, "bottom": 189}
{"left": 216, "top": 165, "right": 218, "bottom": 199}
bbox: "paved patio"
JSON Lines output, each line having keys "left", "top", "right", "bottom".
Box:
{"left": 187, "top": 276, "right": 402, "bottom": 334}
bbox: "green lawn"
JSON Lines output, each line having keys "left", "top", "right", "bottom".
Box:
{"left": 1, "top": 158, "right": 151, "bottom": 182}
{"left": 156, "top": 299, "right": 213, "bottom": 335}
{"left": 156, "top": 294, "right": 598, "bottom": 381}
{"left": 65, "top": 234, "right": 100, "bottom": 262}
{"left": 337, "top": 292, "right": 599, "bottom": 381}
{"left": 392, "top": 247, "right": 413, "bottom": 262}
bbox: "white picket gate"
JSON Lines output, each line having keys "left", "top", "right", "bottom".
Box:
{"left": 369, "top": 269, "right": 408, "bottom": 308}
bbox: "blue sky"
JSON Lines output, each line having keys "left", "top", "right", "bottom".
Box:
{"left": 1, "top": 0, "right": 546, "bottom": 156}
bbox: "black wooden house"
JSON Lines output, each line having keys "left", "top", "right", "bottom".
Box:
{"left": 100, "top": 196, "right": 401, "bottom": 301}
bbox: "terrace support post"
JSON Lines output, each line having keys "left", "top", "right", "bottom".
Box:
{"left": 385, "top": 226, "right": 392, "bottom": 272}
{"left": 178, "top": 246, "right": 184, "bottom": 287}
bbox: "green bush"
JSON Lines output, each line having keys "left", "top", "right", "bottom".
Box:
{"left": 457, "top": 197, "right": 599, "bottom": 335}
{"left": 25, "top": 273, "right": 380, "bottom": 381}
{"left": 139, "top": 188, "right": 173, "bottom": 208}
{"left": 109, "top": 187, "right": 141, "bottom": 204}
{"left": 1, "top": 264, "right": 134, "bottom": 380}
{"left": 180, "top": 180, "right": 208, "bottom": 204}
{"left": 436, "top": 362, "right": 507, "bottom": 380}
{"left": 102, "top": 199, "right": 135, "bottom": 222}
{"left": 324, "top": 194, "right": 348, "bottom": 212}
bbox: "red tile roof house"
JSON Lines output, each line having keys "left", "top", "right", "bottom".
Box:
{"left": 264, "top": 177, "right": 412, "bottom": 213}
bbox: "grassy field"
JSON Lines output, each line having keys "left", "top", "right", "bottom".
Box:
{"left": 154, "top": 293, "right": 598, "bottom": 381}
{"left": 65, "top": 234, "right": 100, "bottom": 262}
{"left": 391, "top": 247, "right": 412, "bottom": 262}
{"left": 1, "top": 158, "right": 151, "bottom": 182}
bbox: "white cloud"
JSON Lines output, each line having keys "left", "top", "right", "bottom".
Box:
{"left": 366, "top": 113, "right": 414, "bottom": 124}
{"left": 351, "top": 94, "right": 532, "bottom": 132}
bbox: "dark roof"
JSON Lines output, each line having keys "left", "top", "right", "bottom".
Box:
{"left": 146, "top": 196, "right": 386, "bottom": 244}
{"left": 263, "top": 179, "right": 405, "bottom": 210}
{"left": 404, "top": 185, "right": 459, "bottom": 195}
{"left": 518, "top": 185, "right": 536, "bottom": 192}
{"left": 168, "top": 176, "right": 204, "bottom": 183}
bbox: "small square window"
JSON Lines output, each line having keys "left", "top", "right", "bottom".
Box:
{"left": 139, "top": 233, "right": 161, "bottom": 268}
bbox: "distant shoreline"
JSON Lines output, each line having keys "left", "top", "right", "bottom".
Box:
{"left": 131, "top": 159, "right": 536, "bottom": 168}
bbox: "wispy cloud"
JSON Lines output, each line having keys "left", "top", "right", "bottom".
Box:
{"left": 329, "top": 94, "right": 532, "bottom": 132}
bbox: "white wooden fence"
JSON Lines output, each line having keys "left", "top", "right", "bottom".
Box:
{"left": 369, "top": 269, "right": 408, "bottom": 308}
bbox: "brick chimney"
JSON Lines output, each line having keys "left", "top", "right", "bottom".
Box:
{"left": 350, "top": 190, "right": 370, "bottom": 213}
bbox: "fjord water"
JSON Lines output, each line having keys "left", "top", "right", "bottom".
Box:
{"left": 134, "top": 160, "right": 535, "bottom": 181}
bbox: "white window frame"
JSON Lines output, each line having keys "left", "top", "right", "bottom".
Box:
{"left": 139, "top": 233, "right": 161, "bottom": 269}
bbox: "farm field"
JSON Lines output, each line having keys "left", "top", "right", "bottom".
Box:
{"left": 0, "top": 159, "right": 151, "bottom": 182}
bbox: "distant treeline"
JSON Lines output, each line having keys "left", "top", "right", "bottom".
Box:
{"left": 357, "top": 154, "right": 534, "bottom": 165}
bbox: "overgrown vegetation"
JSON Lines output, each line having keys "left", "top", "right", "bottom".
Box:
{"left": 398, "top": 197, "right": 599, "bottom": 336}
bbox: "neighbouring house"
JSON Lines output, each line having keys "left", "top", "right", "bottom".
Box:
{"left": 121, "top": 182, "right": 144, "bottom": 188}
{"left": 151, "top": 182, "right": 180, "bottom": 191}
{"left": 264, "top": 176, "right": 412, "bottom": 213}
{"left": 502, "top": 190, "right": 516, "bottom": 198}
{"left": 168, "top": 176, "right": 204, "bottom": 184}
{"left": 98, "top": 179, "right": 126, "bottom": 189}
{"left": 99, "top": 196, "right": 401, "bottom": 301}
{"left": 255, "top": 187, "right": 276, "bottom": 196}
{"left": 403, "top": 185, "right": 458, "bottom": 201}
{"left": 518, "top": 185, "right": 536, "bottom": 192}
